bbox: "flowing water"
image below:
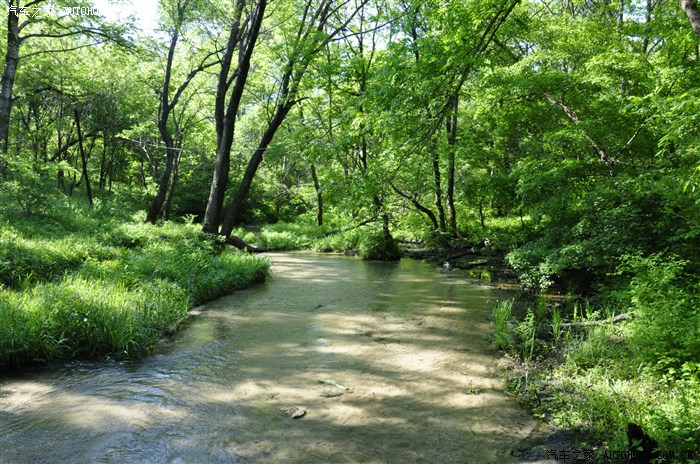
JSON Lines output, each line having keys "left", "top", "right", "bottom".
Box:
{"left": 0, "top": 252, "right": 538, "bottom": 463}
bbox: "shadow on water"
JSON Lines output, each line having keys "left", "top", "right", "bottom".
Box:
{"left": 0, "top": 252, "right": 537, "bottom": 463}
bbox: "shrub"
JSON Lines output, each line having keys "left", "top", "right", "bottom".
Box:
{"left": 258, "top": 230, "right": 300, "bottom": 250}
{"left": 618, "top": 254, "right": 700, "bottom": 373}
{"left": 358, "top": 227, "right": 401, "bottom": 260}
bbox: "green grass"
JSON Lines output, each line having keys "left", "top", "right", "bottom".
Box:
{"left": 494, "top": 252, "right": 700, "bottom": 460}
{"left": 0, "top": 197, "right": 270, "bottom": 369}
{"left": 497, "top": 298, "right": 700, "bottom": 461}
{"left": 491, "top": 299, "right": 514, "bottom": 350}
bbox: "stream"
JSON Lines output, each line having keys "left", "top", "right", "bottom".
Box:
{"left": 0, "top": 252, "right": 538, "bottom": 463}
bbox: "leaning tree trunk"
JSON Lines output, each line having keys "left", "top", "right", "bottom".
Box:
{"left": 202, "top": 0, "right": 266, "bottom": 234}
{"left": 220, "top": 103, "right": 291, "bottom": 237}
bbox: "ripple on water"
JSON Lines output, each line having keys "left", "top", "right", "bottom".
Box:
{"left": 0, "top": 252, "right": 536, "bottom": 463}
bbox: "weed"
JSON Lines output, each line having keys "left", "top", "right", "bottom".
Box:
{"left": 491, "top": 299, "right": 514, "bottom": 350}
{"left": 551, "top": 306, "right": 563, "bottom": 342}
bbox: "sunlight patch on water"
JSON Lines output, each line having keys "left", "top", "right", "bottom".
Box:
{"left": 0, "top": 253, "right": 536, "bottom": 464}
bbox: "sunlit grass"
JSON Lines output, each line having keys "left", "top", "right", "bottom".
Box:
{"left": 491, "top": 299, "right": 514, "bottom": 350}
{"left": 0, "top": 204, "right": 270, "bottom": 369}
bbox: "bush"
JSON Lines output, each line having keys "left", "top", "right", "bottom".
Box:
{"left": 311, "top": 227, "right": 363, "bottom": 253}
{"left": 358, "top": 227, "right": 401, "bottom": 260}
{"left": 257, "top": 230, "right": 300, "bottom": 250}
{"left": 618, "top": 254, "right": 700, "bottom": 373}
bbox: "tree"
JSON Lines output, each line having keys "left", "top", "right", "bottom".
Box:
{"left": 681, "top": 0, "right": 700, "bottom": 36}
{"left": 0, "top": 0, "right": 127, "bottom": 164}
{"left": 201, "top": 0, "right": 267, "bottom": 233}
{"left": 204, "top": 0, "right": 368, "bottom": 237}
{"left": 146, "top": 0, "right": 219, "bottom": 223}
{"left": 378, "top": 0, "right": 519, "bottom": 240}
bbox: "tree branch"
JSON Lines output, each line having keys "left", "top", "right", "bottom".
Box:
{"left": 389, "top": 180, "right": 439, "bottom": 230}
{"left": 544, "top": 92, "right": 614, "bottom": 165}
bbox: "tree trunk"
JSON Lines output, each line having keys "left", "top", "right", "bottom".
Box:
{"left": 99, "top": 130, "right": 107, "bottom": 189}
{"left": 220, "top": 103, "right": 291, "bottom": 236}
{"left": 146, "top": 146, "right": 175, "bottom": 223}
{"left": 446, "top": 95, "right": 458, "bottom": 236}
{"left": 0, "top": 5, "right": 20, "bottom": 158}
{"left": 203, "top": 138, "right": 232, "bottom": 233}
{"left": 73, "top": 106, "right": 93, "bottom": 206}
{"left": 147, "top": 9, "right": 181, "bottom": 224}
{"left": 681, "top": 0, "right": 700, "bottom": 37}
{"left": 310, "top": 163, "right": 323, "bottom": 226}
{"left": 162, "top": 150, "right": 182, "bottom": 221}
{"left": 203, "top": 0, "right": 266, "bottom": 234}
{"left": 432, "top": 147, "right": 447, "bottom": 232}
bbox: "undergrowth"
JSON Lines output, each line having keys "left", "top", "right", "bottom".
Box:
{"left": 0, "top": 195, "right": 270, "bottom": 369}
{"left": 492, "top": 256, "right": 700, "bottom": 462}
{"left": 237, "top": 219, "right": 403, "bottom": 260}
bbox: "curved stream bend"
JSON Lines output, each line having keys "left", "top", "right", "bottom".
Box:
{"left": 0, "top": 252, "right": 537, "bottom": 463}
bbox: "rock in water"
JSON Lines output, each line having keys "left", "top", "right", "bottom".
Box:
{"left": 280, "top": 407, "right": 307, "bottom": 419}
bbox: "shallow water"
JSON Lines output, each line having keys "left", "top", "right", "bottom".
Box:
{"left": 0, "top": 252, "right": 537, "bottom": 463}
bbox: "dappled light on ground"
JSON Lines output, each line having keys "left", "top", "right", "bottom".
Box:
{"left": 0, "top": 253, "right": 536, "bottom": 463}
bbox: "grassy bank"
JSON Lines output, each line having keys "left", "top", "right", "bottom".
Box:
{"left": 492, "top": 281, "right": 700, "bottom": 461}
{"left": 0, "top": 197, "right": 270, "bottom": 370}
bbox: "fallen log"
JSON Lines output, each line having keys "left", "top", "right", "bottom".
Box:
{"left": 560, "top": 313, "right": 631, "bottom": 328}
{"left": 444, "top": 248, "right": 477, "bottom": 261}
{"left": 226, "top": 235, "right": 264, "bottom": 253}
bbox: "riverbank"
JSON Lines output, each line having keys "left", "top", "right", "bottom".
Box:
{"left": 399, "top": 243, "right": 700, "bottom": 462}
{"left": 491, "top": 294, "right": 700, "bottom": 463}
{"left": 0, "top": 198, "right": 270, "bottom": 370}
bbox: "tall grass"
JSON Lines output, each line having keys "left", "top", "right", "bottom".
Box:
{"left": 499, "top": 291, "right": 700, "bottom": 459}
{"left": 0, "top": 204, "right": 270, "bottom": 369}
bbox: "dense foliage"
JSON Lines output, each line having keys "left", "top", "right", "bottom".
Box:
{"left": 1, "top": 0, "right": 699, "bottom": 457}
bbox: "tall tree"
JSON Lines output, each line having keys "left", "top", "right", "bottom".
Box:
{"left": 382, "top": 0, "right": 520, "bottom": 239}
{"left": 681, "top": 0, "right": 700, "bottom": 36}
{"left": 218, "top": 0, "right": 368, "bottom": 236}
{"left": 201, "top": 0, "right": 267, "bottom": 233}
{"left": 146, "top": 0, "right": 218, "bottom": 223}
